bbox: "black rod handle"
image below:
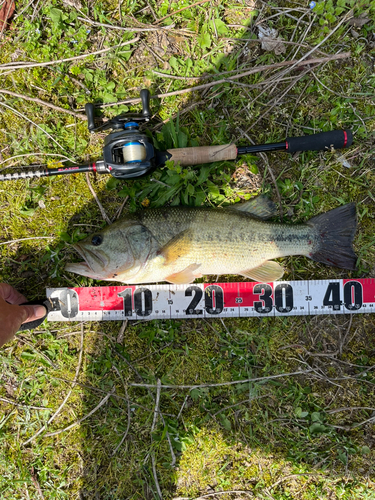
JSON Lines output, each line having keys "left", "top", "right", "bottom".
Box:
{"left": 286, "top": 130, "right": 353, "bottom": 153}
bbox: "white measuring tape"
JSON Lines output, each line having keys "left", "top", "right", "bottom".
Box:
{"left": 46, "top": 278, "right": 375, "bottom": 322}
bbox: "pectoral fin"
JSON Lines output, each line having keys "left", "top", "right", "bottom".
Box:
{"left": 240, "top": 261, "right": 284, "bottom": 282}
{"left": 159, "top": 229, "right": 193, "bottom": 265}
{"left": 165, "top": 264, "right": 202, "bottom": 284}
{"left": 231, "top": 195, "right": 278, "bottom": 220}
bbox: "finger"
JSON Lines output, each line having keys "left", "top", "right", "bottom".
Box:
{"left": 0, "top": 283, "right": 27, "bottom": 305}
{"left": 19, "top": 305, "right": 47, "bottom": 324}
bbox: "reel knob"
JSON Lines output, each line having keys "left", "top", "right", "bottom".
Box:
{"left": 140, "top": 89, "right": 152, "bottom": 121}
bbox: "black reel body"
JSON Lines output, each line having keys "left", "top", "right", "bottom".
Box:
{"left": 86, "top": 89, "right": 157, "bottom": 179}
{"left": 103, "top": 124, "right": 155, "bottom": 179}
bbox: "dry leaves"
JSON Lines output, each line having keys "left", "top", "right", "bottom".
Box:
{"left": 348, "top": 13, "right": 370, "bottom": 28}
{"left": 258, "top": 25, "right": 286, "bottom": 55}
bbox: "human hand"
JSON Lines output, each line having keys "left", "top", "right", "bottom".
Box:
{"left": 0, "top": 283, "right": 47, "bottom": 348}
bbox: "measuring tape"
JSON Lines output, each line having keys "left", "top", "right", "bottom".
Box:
{"left": 46, "top": 278, "right": 375, "bottom": 322}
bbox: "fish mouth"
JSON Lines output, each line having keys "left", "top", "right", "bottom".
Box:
{"left": 65, "top": 243, "right": 109, "bottom": 276}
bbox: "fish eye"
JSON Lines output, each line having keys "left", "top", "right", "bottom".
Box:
{"left": 91, "top": 235, "right": 103, "bottom": 246}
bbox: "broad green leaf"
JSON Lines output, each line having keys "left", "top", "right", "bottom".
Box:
{"left": 178, "top": 130, "right": 188, "bottom": 148}
{"left": 198, "top": 31, "right": 211, "bottom": 49}
{"left": 49, "top": 8, "right": 63, "bottom": 24}
{"left": 169, "top": 56, "right": 179, "bottom": 71}
{"left": 197, "top": 165, "right": 211, "bottom": 185}
{"left": 212, "top": 19, "right": 228, "bottom": 36}
{"left": 311, "top": 411, "right": 321, "bottom": 422}
{"left": 309, "top": 422, "right": 326, "bottom": 434}
{"left": 219, "top": 414, "right": 232, "bottom": 430}
{"left": 194, "top": 190, "right": 206, "bottom": 206}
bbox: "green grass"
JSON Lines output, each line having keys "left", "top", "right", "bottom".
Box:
{"left": 1, "top": 0, "right": 375, "bottom": 498}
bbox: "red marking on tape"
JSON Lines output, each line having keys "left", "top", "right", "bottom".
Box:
{"left": 343, "top": 130, "right": 348, "bottom": 147}
{"left": 343, "top": 279, "right": 375, "bottom": 304}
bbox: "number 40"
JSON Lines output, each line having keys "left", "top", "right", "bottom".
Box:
{"left": 323, "top": 281, "right": 363, "bottom": 311}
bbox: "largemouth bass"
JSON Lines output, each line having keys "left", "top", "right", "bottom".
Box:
{"left": 65, "top": 197, "right": 357, "bottom": 284}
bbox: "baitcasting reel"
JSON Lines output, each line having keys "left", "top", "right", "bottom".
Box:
{"left": 84, "top": 89, "right": 157, "bottom": 179}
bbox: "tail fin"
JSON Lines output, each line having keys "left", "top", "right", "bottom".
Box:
{"left": 307, "top": 203, "right": 357, "bottom": 270}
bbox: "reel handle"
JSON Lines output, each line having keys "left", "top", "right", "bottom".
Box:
{"left": 85, "top": 103, "right": 96, "bottom": 132}
{"left": 140, "top": 89, "right": 152, "bottom": 121}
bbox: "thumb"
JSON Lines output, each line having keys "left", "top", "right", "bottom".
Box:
{"left": 19, "top": 304, "right": 47, "bottom": 324}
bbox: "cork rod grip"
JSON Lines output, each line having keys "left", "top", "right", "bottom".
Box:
{"left": 167, "top": 144, "right": 237, "bottom": 166}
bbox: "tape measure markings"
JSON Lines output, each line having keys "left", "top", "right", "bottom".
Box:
{"left": 46, "top": 279, "right": 375, "bottom": 322}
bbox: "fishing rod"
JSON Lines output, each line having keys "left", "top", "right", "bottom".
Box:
{"left": 0, "top": 89, "right": 353, "bottom": 182}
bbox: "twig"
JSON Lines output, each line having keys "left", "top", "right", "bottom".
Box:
{"left": 99, "top": 53, "right": 350, "bottom": 108}
{"left": 151, "top": 379, "right": 162, "bottom": 431}
{"left": 244, "top": 67, "right": 313, "bottom": 134}
{"left": 326, "top": 406, "right": 375, "bottom": 414}
{"left": 0, "top": 37, "right": 139, "bottom": 72}
{"left": 0, "top": 397, "right": 48, "bottom": 410}
{"left": 114, "top": 347, "right": 177, "bottom": 466}
{"left": 264, "top": 10, "right": 353, "bottom": 86}
{"left": 116, "top": 319, "right": 128, "bottom": 342}
{"left": 85, "top": 172, "right": 111, "bottom": 225}
{"left": 151, "top": 453, "right": 163, "bottom": 499}
{"left": 0, "top": 89, "right": 86, "bottom": 119}
{"left": 44, "top": 386, "right": 115, "bottom": 437}
{"left": 77, "top": 16, "right": 174, "bottom": 32}
{"left": 111, "top": 364, "right": 132, "bottom": 456}
{"left": 192, "top": 491, "right": 254, "bottom": 499}
{"left": 311, "top": 70, "right": 367, "bottom": 99}
{"left": 30, "top": 467, "right": 45, "bottom": 500}
{"left": 151, "top": 100, "right": 205, "bottom": 131}
{"left": 339, "top": 314, "right": 353, "bottom": 355}
{"left": 113, "top": 195, "right": 129, "bottom": 221}
{"left": 0, "top": 152, "right": 75, "bottom": 166}
{"left": 148, "top": 379, "right": 164, "bottom": 497}
{"left": 0, "top": 236, "right": 54, "bottom": 246}
{"left": 0, "top": 101, "right": 66, "bottom": 151}
{"left": 129, "top": 370, "right": 313, "bottom": 389}
{"left": 177, "top": 394, "right": 189, "bottom": 420}
{"left": 266, "top": 473, "right": 319, "bottom": 492}
{"left": 22, "top": 324, "right": 84, "bottom": 446}
{"left": 18, "top": 336, "right": 59, "bottom": 369}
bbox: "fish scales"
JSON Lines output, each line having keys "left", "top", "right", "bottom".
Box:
{"left": 66, "top": 199, "right": 357, "bottom": 285}
{"left": 134, "top": 207, "right": 315, "bottom": 278}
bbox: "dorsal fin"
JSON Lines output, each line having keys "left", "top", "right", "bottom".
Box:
{"left": 231, "top": 196, "right": 278, "bottom": 220}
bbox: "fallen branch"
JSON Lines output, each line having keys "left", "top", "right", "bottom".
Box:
{"left": 128, "top": 369, "right": 314, "bottom": 389}
{"left": 100, "top": 52, "right": 350, "bottom": 108}
{"left": 22, "top": 325, "right": 84, "bottom": 446}
{"left": 0, "top": 89, "right": 86, "bottom": 119}
{"left": 0, "top": 37, "right": 139, "bottom": 72}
